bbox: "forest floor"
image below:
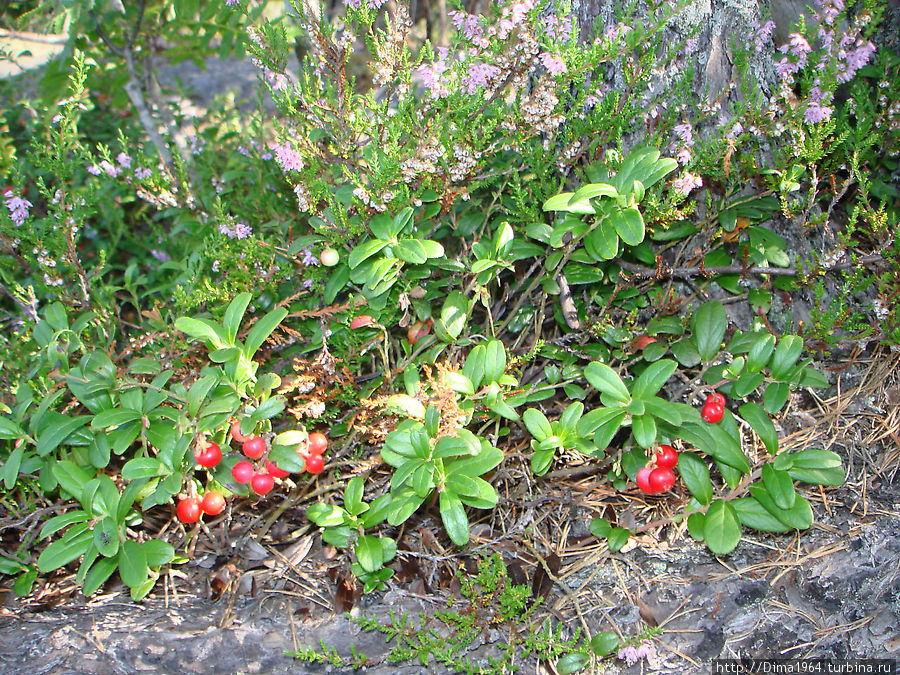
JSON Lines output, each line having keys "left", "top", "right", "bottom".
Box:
{"left": 1, "top": 47, "right": 899, "bottom": 675}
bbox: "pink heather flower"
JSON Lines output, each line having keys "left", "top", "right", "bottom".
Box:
{"left": 233, "top": 222, "right": 252, "bottom": 239}
{"left": 4, "top": 191, "right": 32, "bottom": 226}
{"left": 846, "top": 41, "right": 876, "bottom": 71}
{"left": 87, "top": 164, "right": 102, "bottom": 176}
{"left": 618, "top": 640, "right": 653, "bottom": 666}
{"left": 116, "top": 152, "right": 132, "bottom": 169}
{"left": 498, "top": 18, "right": 515, "bottom": 39}
{"left": 511, "top": 0, "right": 533, "bottom": 25}
{"left": 462, "top": 62, "right": 500, "bottom": 94}
{"left": 149, "top": 249, "right": 171, "bottom": 262}
{"left": 788, "top": 32, "right": 811, "bottom": 55}
{"left": 754, "top": 20, "right": 776, "bottom": 51}
{"left": 676, "top": 146, "right": 692, "bottom": 165}
{"left": 673, "top": 121, "right": 694, "bottom": 146}
{"left": 219, "top": 223, "right": 233, "bottom": 237}
{"left": 449, "top": 12, "right": 482, "bottom": 40}
{"left": 187, "top": 135, "right": 206, "bottom": 155}
{"left": 804, "top": 100, "right": 832, "bottom": 124}
{"left": 99, "top": 160, "right": 121, "bottom": 178}
{"left": 774, "top": 57, "right": 799, "bottom": 79}
{"left": 272, "top": 142, "right": 304, "bottom": 173}
{"left": 683, "top": 38, "right": 698, "bottom": 55}
{"left": 539, "top": 52, "right": 567, "bottom": 75}
{"left": 225, "top": 0, "right": 239, "bottom": 6}
{"left": 672, "top": 172, "right": 702, "bottom": 196}
{"left": 418, "top": 49, "right": 451, "bottom": 99}
{"left": 134, "top": 167, "right": 152, "bottom": 181}
{"left": 301, "top": 248, "right": 319, "bottom": 266}
{"left": 726, "top": 122, "right": 744, "bottom": 139}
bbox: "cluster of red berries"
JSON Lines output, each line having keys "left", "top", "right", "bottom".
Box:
{"left": 176, "top": 421, "right": 329, "bottom": 524}
{"left": 176, "top": 490, "right": 226, "bottom": 523}
{"left": 701, "top": 392, "right": 725, "bottom": 424}
{"left": 229, "top": 422, "right": 328, "bottom": 496}
{"left": 635, "top": 445, "right": 679, "bottom": 494}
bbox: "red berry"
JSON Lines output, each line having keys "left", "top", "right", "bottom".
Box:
{"left": 307, "top": 432, "right": 328, "bottom": 456}
{"left": 707, "top": 392, "right": 726, "bottom": 407}
{"left": 201, "top": 491, "right": 226, "bottom": 516}
{"left": 654, "top": 444, "right": 679, "bottom": 469}
{"left": 195, "top": 441, "right": 222, "bottom": 468}
{"left": 242, "top": 436, "right": 267, "bottom": 460}
{"left": 232, "top": 461, "right": 254, "bottom": 484}
{"left": 230, "top": 419, "right": 250, "bottom": 443}
{"left": 636, "top": 466, "right": 654, "bottom": 493}
{"left": 701, "top": 402, "right": 724, "bottom": 424}
{"left": 251, "top": 473, "right": 275, "bottom": 495}
{"left": 305, "top": 454, "right": 325, "bottom": 474}
{"left": 266, "top": 459, "right": 290, "bottom": 479}
{"left": 176, "top": 497, "right": 202, "bottom": 523}
{"left": 648, "top": 467, "right": 677, "bottom": 493}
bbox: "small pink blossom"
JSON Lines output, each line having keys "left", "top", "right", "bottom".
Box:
{"left": 788, "top": 32, "right": 812, "bottom": 55}
{"left": 673, "top": 121, "right": 694, "bottom": 146}
{"left": 618, "top": 641, "right": 653, "bottom": 666}
{"left": 98, "top": 160, "right": 121, "bottom": 178}
{"left": 225, "top": 0, "right": 240, "bottom": 6}
{"left": 271, "top": 142, "right": 304, "bottom": 173}
{"left": 418, "top": 48, "right": 451, "bottom": 99}
{"left": 676, "top": 146, "right": 692, "bottom": 165}
{"left": 134, "top": 167, "right": 152, "bottom": 181}
{"left": 754, "top": 20, "right": 776, "bottom": 52}
{"left": 116, "top": 152, "right": 132, "bottom": 169}
{"left": 672, "top": 172, "right": 703, "bottom": 196}
{"left": 804, "top": 100, "right": 832, "bottom": 124}
{"left": 462, "top": 62, "right": 500, "bottom": 94}
{"left": 4, "top": 190, "right": 32, "bottom": 226}
{"left": 539, "top": 52, "right": 566, "bottom": 75}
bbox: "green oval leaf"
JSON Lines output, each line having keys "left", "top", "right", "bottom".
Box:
{"left": 584, "top": 362, "right": 630, "bottom": 403}
{"left": 690, "top": 301, "right": 727, "bottom": 362}
{"left": 738, "top": 402, "right": 779, "bottom": 455}
{"left": 761, "top": 464, "right": 796, "bottom": 509}
{"left": 439, "top": 490, "right": 469, "bottom": 547}
{"left": 677, "top": 453, "right": 713, "bottom": 505}
{"left": 703, "top": 500, "right": 742, "bottom": 555}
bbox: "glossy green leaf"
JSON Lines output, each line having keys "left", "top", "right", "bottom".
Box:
{"left": 763, "top": 382, "right": 790, "bottom": 414}
{"left": 749, "top": 485, "right": 813, "bottom": 529}
{"left": 631, "top": 359, "right": 677, "bottom": 399}
{"left": 687, "top": 512, "right": 706, "bottom": 540}
{"left": 583, "top": 362, "right": 630, "bottom": 403}
{"left": 731, "top": 497, "right": 792, "bottom": 532}
{"left": 611, "top": 206, "right": 645, "bottom": 246}
{"left": 590, "top": 632, "right": 620, "bottom": 657}
{"left": 523, "top": 408, "right": 553, "bottom": 441}
{"left": 746, "top": 333, "right": 776, "bottom": 372}
{"left": 770, "top": 335, "right": 803, "bottom": 380}
{"left": 761, "top": 464, "right": 796, "bottom": 509}
{"left": 631, "top": 414, "right": 657, "bottom": 448}
{"left": 556, "top": 653, "right": 590, "bottom": 675}
{"left": 439, "top": 490, "right": 469, "bottom": 546}
{"left": 738, "top": 402, "right": 778, "bottom": 454}
{"left": 677, "top": 453, "right": 713, "bottom": 505}
{"left": 243, "top": 307, "right": 288, "bottom": 359}
{"left": 690, "top": 301, "right": 727, "bottom": 362}
{"left": 223, "top": 292, "right": 251, "bottom": 344}
{"left": 118, "top": 540, "right": 148, "bottom": 589}
{"left": 785, "top": 449, "right": 844, "bottom": 486}
{"left": 703, "top": 500, "right": 742, "bottom": 555}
